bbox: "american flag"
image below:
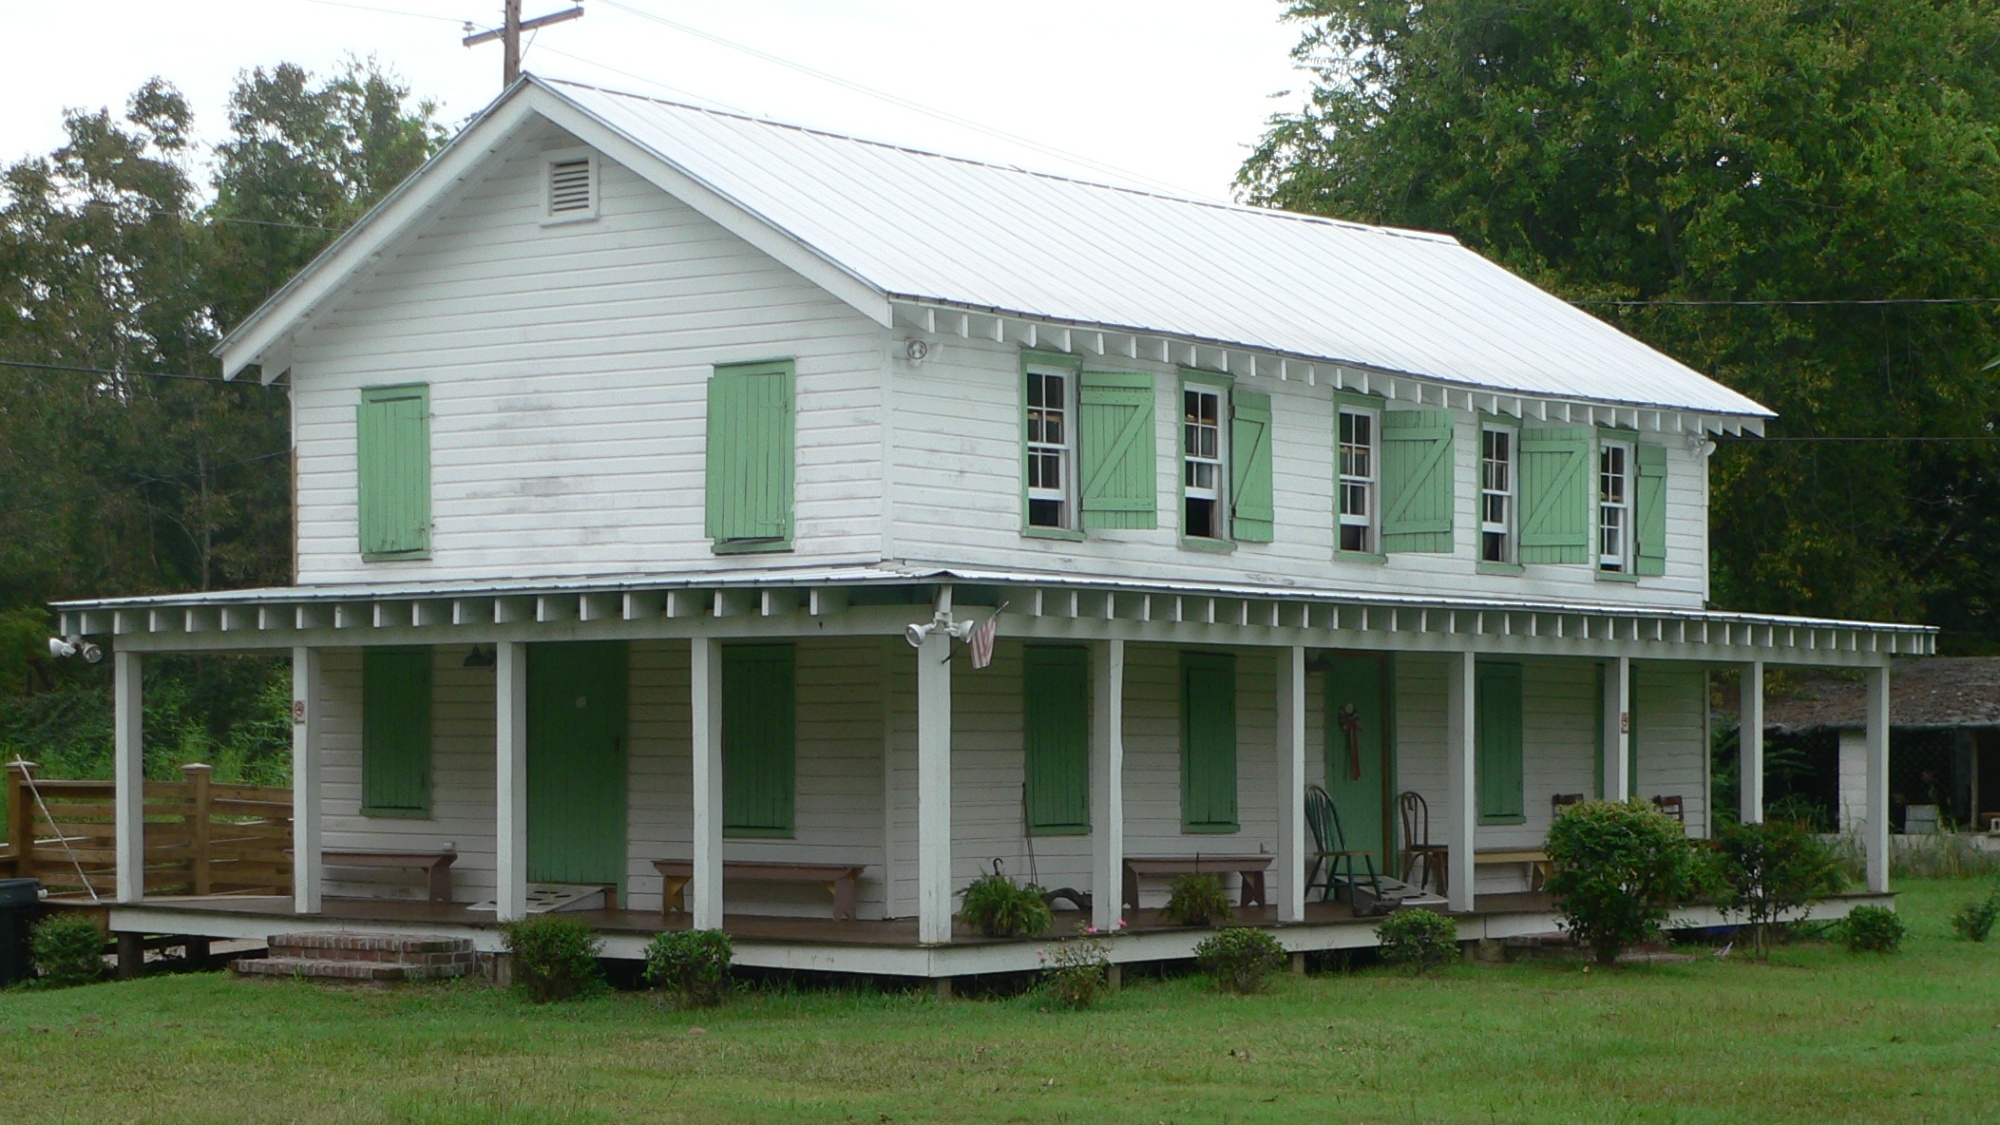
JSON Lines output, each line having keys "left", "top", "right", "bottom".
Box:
{"left": 967, "top": 608, "right": 1002, "bottom": 669}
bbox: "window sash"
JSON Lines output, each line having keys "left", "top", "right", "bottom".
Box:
{"left": 1182, "top": 387, "right": 1223, "bottom": 500}
{"left": 1338, "top": 407, "right": 1378, "bottom": 551}
{"left": 1481, "top": 426, "right": 1515, "bottom": 563}
{"left": 1024, "top": 368, "right": 1075, "bottom": 527}
{"left": 1599, "top": 441, "right": 1632, "bottom": 571}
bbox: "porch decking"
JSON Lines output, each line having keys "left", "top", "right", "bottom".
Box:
{"left": 91, "top": 889, "right": 1895, "bottom": 980}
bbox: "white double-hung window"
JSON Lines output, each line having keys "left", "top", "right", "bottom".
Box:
{"left": 1599, "top": 439, "right": 1634, "bottom": 572}
{"left": 1337, "top": 405, "right": 1378, "bottom": 553}
{"left": 1480, "top": 426, "right": 1516, "bottom": 564}
{"left": 1183, "top": 384, "right": 1226, "bottom": 539}
{"left": 1024, "top": 366, "right": 1075, "bottom": 530}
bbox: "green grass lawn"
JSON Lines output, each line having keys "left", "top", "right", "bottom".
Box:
{"left": 4, "top": 880, "right": 1997, "bottom": 1124}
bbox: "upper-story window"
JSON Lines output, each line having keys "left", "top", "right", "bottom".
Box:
{"left": 1599, "top": 439, "right": 1634, "bottom": 572}
{"left": 356, "top": 383, "right": 432, "bottom": 561}
{"left": 1183, "top": 384, "right": 1226, "bottom": 538}
{"left": 1024, "top": 366, "right": 1075, "bottom": 530}
{"left": 1337, "top": 405, "right": 1378, "bottom": 553}
{"left": 1480, "top": 425, "right": 1516, "bottom": 564}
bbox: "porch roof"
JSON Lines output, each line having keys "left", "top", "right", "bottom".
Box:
{"left": 53, "top": 563, "right": 1935, "bottom": 665}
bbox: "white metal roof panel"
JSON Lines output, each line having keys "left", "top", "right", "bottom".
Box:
{"left": 549, "top": 79, "right": 1770, "bottom": 418}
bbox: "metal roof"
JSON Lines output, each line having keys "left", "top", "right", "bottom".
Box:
{"left": 548, "top": 79, "right": 1771, "bottom": 419}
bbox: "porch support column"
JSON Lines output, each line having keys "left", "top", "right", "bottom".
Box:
{"left": 290, "top": 647, "right": 323, "bottom": 913}
{"left": 1739, "top": 661, "right": 1765, "bottom": 824}
{"left": 495, "top": 641, "right": 529, "bottom": 922}
{"left": 690, "top": 637, "right": 725, "bottom": 931}
{"left": 1275, "top": 645, "right": 1307, "bottom": 923}
{"left": 1603, "top": 656, "right": 1632, "bottom": 802}
{"left": 113, "top": 650, "right": 144, "bottom": 905}
{"left": 1444, "top": 649, "right": 1476, "bottom": 913}
{"left": 1089, "top": 639, "right": 1125, "bottom": 934}
{"left": 1864, "top": 663, "right": 1891, "bottom": 894}
{"left": 916, "top": 626, "right": 954, "bottom": 944}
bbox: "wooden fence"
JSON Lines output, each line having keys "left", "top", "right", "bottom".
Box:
{"left": 0, "top": 761, "right": 292, "bottom": 897}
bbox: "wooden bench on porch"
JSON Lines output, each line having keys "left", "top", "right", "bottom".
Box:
{"left": 1122, "top": 855, "right": 1273, "bottom": 912}
{"left": 652, "top": 859, "right": 865, "bottom": 921}
{"left": 319, "top": 849, "right": 458, "bottom": 903}
{"left": 1474, "top": 847, "right": 1552, "bottom": 892}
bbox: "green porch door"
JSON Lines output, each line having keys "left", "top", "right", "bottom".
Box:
{"left": 1323, "top": 652, "right": 1393, "bottom": 870}
{"left": 527, "top": 641, "right": 629, "bottom": 891}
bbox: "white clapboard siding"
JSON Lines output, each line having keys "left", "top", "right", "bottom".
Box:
{"left": 1634, "top": 662, "right": 1710, "bottom": 838}
{"left": 889, "top": 331, "right": 1711, "bottom": 609}
{"left": 291, "top": 120, "right": 887, "bottom": 584}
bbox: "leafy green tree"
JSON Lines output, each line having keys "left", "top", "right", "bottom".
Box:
{"left": 1241, "top": 0, "right": 2000, "bottom": 648}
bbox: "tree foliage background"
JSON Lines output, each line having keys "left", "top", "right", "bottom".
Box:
{"left": 0, "top": 60, "right": 443, "bottom": 780}
{"left": 1240, "top": 0, "right": 2000, "bottom": 651}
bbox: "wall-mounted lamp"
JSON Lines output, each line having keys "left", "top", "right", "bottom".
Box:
{"left": 463, "top": 644, "right": 496, "bottom": 668}
{"left": 47, "top": 636, "right": 102, "bottom": 664}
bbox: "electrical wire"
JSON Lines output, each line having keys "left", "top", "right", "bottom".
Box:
{"left": 0, "top": 448, "right": 292, "bottom": 518}
{"left": 1574, "top": 297, "right": 2000, "bottom": 307}
{"left": 532, "top": 44, "right": 755, "bottom": 114}
{"left": 0, "top": 358, "right": 277, "bottom": 387}
{"left": 296, "top": 0, "right": 471, "bottom": 25}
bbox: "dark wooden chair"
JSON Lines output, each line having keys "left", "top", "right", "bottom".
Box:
{"left": 1651, "top": 795, "right": 1685, "bottom": 824}
{"left": 1552, "top": 792, "right": 1586, "bottom": 819}
{"left": 1398, "top": 790, "right": 1450, "bottom": 897}
{"left": 1304, "top": 784, "right": 1382, "bottom": 906}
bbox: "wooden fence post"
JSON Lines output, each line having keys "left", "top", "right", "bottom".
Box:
{"left": 183, "top": 763, "right": 213, "bottom": 896}
{"left": 6, "top": 761, "right": 35, "bottom": 879}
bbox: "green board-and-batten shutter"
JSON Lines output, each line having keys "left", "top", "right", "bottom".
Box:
{"left": 1229, "top": 390, "right": 1274, "bottom": 542}
{"left": 722, "top": 643, "right": 796, "bottom": 837}
{"left": 1023, "top": 647, "right": 1090, "bottom": 834}
{"left": 705, "top": 361, "right": 795, "bottom": 547}
{"left": 1380, "top": 409, "right": 1454, "bottom": 553}
{"left": 1180, "top": 652, "right": 1238, "bottom": 831}
{"left": 1078, "top": 371, "right": 1157, "bottom": 530}
{"left": 1518, "top": 427, "right": 1593, "bottom": 564}
{"left": 1634, "top": 442, "right": 1667, "bottom": 576}
{"left": 1476, "top": 662, "right": 1524, "bottom": 824}
{"left": 356, "top": 385, "right": 431, "bottom": 558}
{"left": 362, "top": 648, "right": 432, "bottom": 816}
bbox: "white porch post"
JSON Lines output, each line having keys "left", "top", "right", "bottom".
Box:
{"left": 1089, "top": 638, "right": 1125, "bottom": 933}
{"left": 1864, "top": 663, "right": 1891, "bottom": 894}
{"left": 1276, "top": 645, "right": 1307, "bottom": 923}
{"left": 113, "top": 650, "right": 145, "bottom": 905}
{"left": 1739, "top": 660, "right": 1765, "bottom": 824}
{"left": 1444, "top": 650, "right": 1476, "bottom": 913}
{"left": 690, "top": 637, "right": 725, "bottom": 930}
{"left": 495, "top": 641, "right": 529, "bottom": 922}
{"left": 916, "top": 624, "right": 954, "bottom": 944}
{"left": 290, "top": 647, "right": 323, "bottom": 913}
{"left": 1603, "top": 656, "right": 1632, "bottom": 802}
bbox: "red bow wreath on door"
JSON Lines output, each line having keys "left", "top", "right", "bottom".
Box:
{"left": 1337, "top": 703, "right": 1364, "bottom": 781}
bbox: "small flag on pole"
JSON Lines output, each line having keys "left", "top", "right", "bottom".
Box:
{"left": 968, "top": 608, "right": 1001, "bottom": 669}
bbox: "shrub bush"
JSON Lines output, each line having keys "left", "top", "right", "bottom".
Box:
{"left": 1950, "top": 887, "right": 2000, "bottom": 942}
{"left": 1160, "top": 873, "right": 1234, "bottom": 927}
{"left": 1039, "top": 928, "right": 1112, "bottom": 1010}
{"left": 1715, "top": 819, "right": 1845, "bottom": 958}
{"left": 643, "top": 929, "right": 733, "bottom": 1007}
{"left": 1843, "top": 905, "right": 1904, "bottom": 953}
{"left": 501, "top": 915, "right": 604, "bottom": 1003}
{"left": 30, "top": 914, "right": 106, "bottom": 987}
{"left": 1375, "top": 908, "right": 1458, "bottom": 974}
{"left": 1544, "top": 799, "right": 1710, "bottom": 965}
{"left": 958, "top": 863, "right": 1053, "bottom": 938}
{"left": 1194, "top": 927, "right": 1287, "bottom": 994}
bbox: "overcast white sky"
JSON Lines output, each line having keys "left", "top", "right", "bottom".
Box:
{"left": 1, "top": 0, "right": 1308, "bottom": 201}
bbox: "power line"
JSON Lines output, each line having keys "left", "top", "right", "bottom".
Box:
{"left": 1719, "top": 435, "right": 2000, "bottom": 444}
{"left": 0, "top": 358, "right": 279, "bottom": 387}
{"left": 1574, "top": 297, "right": 2000, "bottom": 307}
{"left": 532, "top": 44, "right": 753, "bottom": 115}
{"left": 594, "top": 0, "right": 1207, "bottom": 199}
{"left": 0, "top": 449, "right": 292, "bottom": 518}
{"left": 296, "top": 0, "right": 470, "bottom": 24}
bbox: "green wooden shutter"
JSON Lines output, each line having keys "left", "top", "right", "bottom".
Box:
{"left": 1078, "top": 371, "right": 1157, "bottom": 530}
{"left": 1023, "top": 647, "right": 1090, "bottom": 833}
{"left": 1180, "top": 652, "right": 1238, "bottom": 831}
{"left": 1380, "top": 409, "right": 1454, "bottom": 553}
{"left": 722, "top": 643, "right": 795, "bottom": 837}
{"left": 1518, "top": 427, "right": 1593, "bottom": 564}
{"left": 1476, "top": 662, "right": 1524, "bottom": 824}
{"left": 1635, "top": 442, "right": 1667, "bottom": 576}
{"left": 705, "top": 361, "right": 795, "bottom": 547}
{"left": 362, "top": 648, "right": 432, "bottom": 816}
{"left": 1229, "top": 390, "right": 1274, "bottom": 542}
{"left": 356, "top": 385, "right": 430, "bottom": 558}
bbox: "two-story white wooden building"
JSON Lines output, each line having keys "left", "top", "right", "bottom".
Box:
{"left": 58, "top": 76, "right": 1927, "bottom": 978}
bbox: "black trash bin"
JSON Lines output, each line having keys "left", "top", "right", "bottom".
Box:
{"left": 0, "top": 877, "right": 42, "bottom": 986}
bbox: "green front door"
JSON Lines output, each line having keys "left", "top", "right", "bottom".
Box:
{"left": 1323, "top": 652, "right": 1392, "bottom": 870}
{"left": 527, "top": 641, "right": 628, "bottom": 890}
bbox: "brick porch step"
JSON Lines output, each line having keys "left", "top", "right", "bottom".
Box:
{"left": 234, "top": 931, "right": 479, "bottom": 983}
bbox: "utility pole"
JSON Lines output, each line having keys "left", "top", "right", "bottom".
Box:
{"left": 464, "top": 0, "right": 585, "bottom": 88}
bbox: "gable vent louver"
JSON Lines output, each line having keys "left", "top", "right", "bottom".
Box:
{"left": 547, "top": 157, "right": 593, "bottom": 216}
